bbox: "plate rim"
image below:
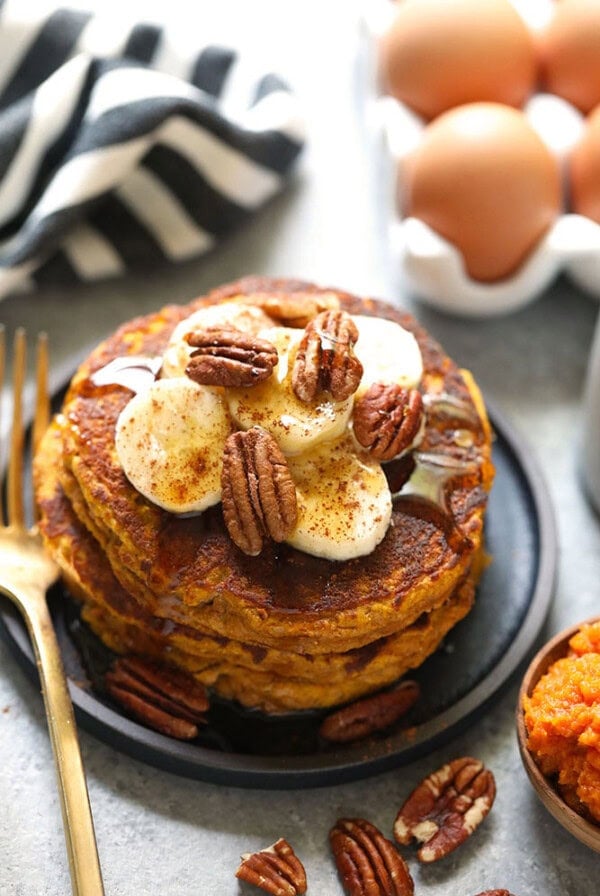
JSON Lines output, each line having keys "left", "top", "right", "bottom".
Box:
{"left": 0, "top": 400, "right": 557, "bottom": 788}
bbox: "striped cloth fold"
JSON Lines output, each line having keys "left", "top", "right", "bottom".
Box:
{"left": 0, "top": 3, "right": 305, "bottom": 300}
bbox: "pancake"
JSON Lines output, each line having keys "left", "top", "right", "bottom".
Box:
{"left": 35, "top": 277, "right": 494, "bottom": 712}
{"left": 37, "top": 417, "right": 481, "bottom": 710}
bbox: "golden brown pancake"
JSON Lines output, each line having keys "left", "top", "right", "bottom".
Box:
{"left": 36, "top": 417, "right": 481, "bottom": 710}
{"left": 34, "top": 277, "right": 494, "bottom": 712}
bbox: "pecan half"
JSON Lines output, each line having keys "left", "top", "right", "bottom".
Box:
{"left": 246, "top": 290, "right": 340, "bottom": 328}
{"left": 221, "top": 427, "right": 298, "bottom": 555}
{"left": 394, "top": 756, "right": 496, "bottom": 862}
{"left": 185, "top": 326, "right": 277, "bottom": 387}
{"left": 236, "top": 838, "right": 307, "bottom": 896}
{"left": 319, "top": 681, "right": 420, "bottom": 743}
{"left": 292, "top": 309, "right": 363, "bottom": 402}
{"left": 472, "top": 891, "right": 516, "bottom": 896}
{"left": 105, "top": 656, "right": 209, "bottom": 740}
{"left": 330, "top": 818, "right": 414, "bottom": 896}
{"left": 353, "top": 384, "right": 424, "bottom": 461}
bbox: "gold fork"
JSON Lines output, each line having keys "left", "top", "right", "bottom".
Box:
{"left": 0, "top": 327, "right": 104, "bottom": 895}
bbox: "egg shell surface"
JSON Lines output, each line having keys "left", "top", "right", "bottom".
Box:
{"left": 379, "top": 0, "right": 537, "bottom": 120}
{"left": 402, "top": 102, "right": 563, "bottom": 283}
{"left": 538, "top": 0, "right": 600, "bottom": 115}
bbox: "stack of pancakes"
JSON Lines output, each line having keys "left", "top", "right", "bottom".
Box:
{"left": 34, "top": 278, "right": 494, "bottom": 713}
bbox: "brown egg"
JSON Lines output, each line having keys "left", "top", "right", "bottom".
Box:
{"left": 538, "top": 0, "right": 600, "bottom": 114}
{"left": 402, "top": 103, "right": 563, "bottom": 282}
{"left": 569, "top": 105, "right": 600, "bottom": 221}
{"left": 379, "top": 0, "right": 537, "bottom": 120}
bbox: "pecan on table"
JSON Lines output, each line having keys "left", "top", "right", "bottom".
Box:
{"left": 330, "top": 817, "right": 414, "bottom": 896}
{"left": 221, "top": 426, "right": 298, "bottom": 555}
{"left": 105, "top": 656, "right": 209, "bottom": 740}
{"left": 235, "top": 838, "right": 307, "bottom": 896}
{"left": 292, "top": 309, "right": 363, "bottom": 402}
{"left": 472, "top": 890, "right": 517, "bottom": 896}
{"left": 185, "top": 326, "right": 278, "bottom": 387}
{"left": 246, "top": 290, "right": 340, "bottom": 328}
{"left": 319, "top": 681, "right": 420, "bottom": 744}
{"left": 394, "top": 756, "right": 496, "bottom": 862}
{"left": 353, "top": 384, "right": 424, "bottom": 461}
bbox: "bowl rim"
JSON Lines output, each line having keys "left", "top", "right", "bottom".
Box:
{"left": 516, "top": 614, "right": 600, "bottom": 853}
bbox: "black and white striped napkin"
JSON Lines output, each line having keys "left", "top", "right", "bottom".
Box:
{"left": 0, "top": 4, "right": 305, "bottom": 300}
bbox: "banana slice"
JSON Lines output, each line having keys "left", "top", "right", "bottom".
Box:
{"left": 161, "top": 302, "right": 274, "bottom": 378}
{"left": 352, "top": 315, "right": 423, "bottom": 394}
{"left": 286, "top": 435, "right": 392, "bottom": 560}
{"left": 226, "top": 326, "right": 353, "bottom": 455}
{"left": 115, "top": 378, "right": 232, "bottom": 513}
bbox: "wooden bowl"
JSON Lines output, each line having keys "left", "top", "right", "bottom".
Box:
{"left": 516, "top": 616, "right": 600, "bottom": 853}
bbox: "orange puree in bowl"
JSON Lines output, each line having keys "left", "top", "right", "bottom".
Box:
{"left": 523, "top": 621, "right": 600, "bottom": 823}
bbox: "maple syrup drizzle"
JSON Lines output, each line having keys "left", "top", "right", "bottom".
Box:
{"left": 423, "top": 392, "right": 481, "bottom": 427}
{"left": 401, "top": 451, "right": 479, "bottom": 508}
{"left": 452, "top": 429, "right": 475, "bottom": 448}
{"left": 392, "top": 450, "right": 479, "bottom": 554}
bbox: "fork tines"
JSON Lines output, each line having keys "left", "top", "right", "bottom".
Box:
{"left": 0, "top": 327, "right": 50, "bottom": 529}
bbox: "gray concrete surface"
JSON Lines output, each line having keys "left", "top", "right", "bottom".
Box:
{"left": 1, "top": 2, "right": 599, "bottom": 893}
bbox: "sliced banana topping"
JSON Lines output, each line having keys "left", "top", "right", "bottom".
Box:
{"left": 161, "top": 302, "right": 274, "bottom": 378}
{"left": 286, "top": 435, "right": 392, "bottom": 561}
{"left": 115, "top": 377, "right": 232, "bottom": 513}
{"left": 226, "top": 326, "right": 353, "bottom": 455}
{"left": 352, "top": 315, "right": 423, "bottom": 394}
{"left": 112, "top": 304, "right": 425, "bottom": 559}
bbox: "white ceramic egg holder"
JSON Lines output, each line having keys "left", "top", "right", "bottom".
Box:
{"left": 363, "top": 0, "right": 600, "bottom": 317}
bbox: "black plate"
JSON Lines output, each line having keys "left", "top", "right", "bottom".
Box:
{"left": 0, "top": 403, "right": 556, "bottom": 788}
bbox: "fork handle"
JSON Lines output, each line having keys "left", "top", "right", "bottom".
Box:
{"left": 14, "top": 586, "right": 105, "bottom": 896}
